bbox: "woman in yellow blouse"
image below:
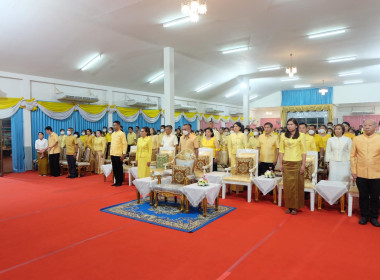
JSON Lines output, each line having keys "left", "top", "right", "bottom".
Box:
{"left": 136, "top": 127, "right": 152, "bottom": 178}
{"left": 217, "top": 128, "right": 229, "bottom": 166}
{"left": 149, "top": 127, "right": 159, "bottom": 162}
{"left": 80, "top": 130, "right": 88, "bottom": 147}
{"left": 94, "top": 130, "right": 107, "bottom": 174}
{"left": 279, "top": 118, "right": 306, "bottom": 215}
{"left": 342, "top": 122, "right": 355, "bottom": 140}
{"left": 248, "top": 128, "right": 260, "bottom": 149}
{"left": 227, "top": 122, "right": 248, "bottom": 167}
{"left": 85, "top": 129, "right": 95, "bottom": 172}
{"left": 202, "top": 128, "right": 220, "bottom": 171}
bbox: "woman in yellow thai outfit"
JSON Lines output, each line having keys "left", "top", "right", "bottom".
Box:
{"left": 318, "top": 124, "right": 331, "bottom": 166}
{"left": 201, "top": 128, "right": 220, "bottom": 171}
{"left": 248, "top": 128, "right": 260, "bottom": 149}
{"left": 35, "top": 132, "right": 49, "bottom": 176}
{"left": 136, "top": 127, "right": 152, "bottom": 178}
{"left": 74, "top": 132, "right": 84, "bottom": 161}
{"left": 85, "top": 129, "right": 95, "bottom": 172}
{"left": 94, "top": 130, "right": 107, "bottom": 174}
{"left": 342, "top": 121, "right": 355, "bottom": 140}
{"left": 80, "top": 129, "right": 88, "bottom": 147}
{"left": 218, "top": 128, "right": 229, "bottom": 166}
{"left": 150, "top": 127, "right": 159, "bottom": 162}
{"left": 227, "top": 122, "right": 248, "bottom": 167}
{"left": 279, "top": 118, "right": 306, "bottom": 215}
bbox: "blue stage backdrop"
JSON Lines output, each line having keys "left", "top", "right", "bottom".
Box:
{"left": 11, "top": 109, "right": 25, "bottom": 173}
{"left": 31, "top": 110, "right": 108, "bottom": 161}
{"left": 175, "top": 116, "right": 197, "bottom": 131}
{"left": 281, "top": 87, "right": 333, "bottom": 106}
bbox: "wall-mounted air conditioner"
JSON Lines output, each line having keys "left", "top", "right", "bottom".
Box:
{"left": 58, "top": 95, "right": 99, "bottom": 103}
{"left": 351, "top": 106, "right": 375, "bottom": 115}
{"left": 205, "top": 107, "right": 224, "bottom": 114}
{"left": 175, "top": 103, "right": 197, "bottom": 111}
{"left": 124, "top": 97, "right": 157, "bottom": 108}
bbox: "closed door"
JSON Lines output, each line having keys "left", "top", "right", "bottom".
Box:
{"left": 0, "top": 118, "right": 13, "bottom": 175}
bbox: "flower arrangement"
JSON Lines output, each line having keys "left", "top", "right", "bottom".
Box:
{"left": 264, "top": 170, "right": 275, "bottom": 178}
{"left": 197, "top": 176, "right": 209, "bottom": 187}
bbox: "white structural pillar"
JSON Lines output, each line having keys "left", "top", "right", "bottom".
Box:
{"left": 164, "top": 47, "right": 175, "bottom": 127}
{"left": 22, "top": 78, "right": 33, "bottom": 170}
{"left": 243, "top": 84, "right": 250, "bottom": 127}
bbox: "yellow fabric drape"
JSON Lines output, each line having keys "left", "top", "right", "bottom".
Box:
{"left": 38, "top": 101, "right": 75, "bottom": 112}
{"left": 79, "top": 104, "right": 108, "bottom": 114}
{"left": 116, "top": 107, "right": 140, "bottom": 117}
{"left": 0, "top": 98, "right": 23, "bottom": 109}
{"left": 280, "top": 104, "right": 334, "bottom": 126}
{"left": 142, "top": 109, "right": 161, "bottom": 118}
{"left": 183, "top": 112, "right": 199, "bottom": 119}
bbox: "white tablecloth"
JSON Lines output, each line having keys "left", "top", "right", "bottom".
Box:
{"left": 101, "top": 164, "right": 113, "bottom": 178}
{"left": 182, "top": 183, "right": 221, "bottom": 207}
{"left": 133, "top": 177, "right": 172, "bottom": 198}
{"left": 328, "top": 161, "right": 351, "bottom": 182}
{"left": 252, "top": 176, "right": 282, "bottom": 195}
{"left": 315, "top": 180, "right": 350, "bottom": 205}
{"left": 205, "top": 172, "right": 228, "bottom": 185}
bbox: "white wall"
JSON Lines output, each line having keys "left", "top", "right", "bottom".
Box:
{"left": 333, "top": 82, "right": 380, "bottom": 104}
{"left": 250, "top": 91, "right": 282, "bottom": 108}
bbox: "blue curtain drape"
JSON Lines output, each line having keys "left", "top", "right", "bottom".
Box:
{"left": 175, "top": 116, "right": 197, "bottom": 131}
{"left": 112, "top": 113, "right": 161, "bottom": 132}
{"left": 281, "top": 87, "right": 333, "bottom": 106}
{"left": 11, "top": 109, "right": 25, "bottom": 173}
{"left": 31, "top": 110, "right": 108, "bottom": 161}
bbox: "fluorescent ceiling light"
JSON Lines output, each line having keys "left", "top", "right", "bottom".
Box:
{"left": 148, "top": 73, "right": 164, "bottom": 83}
{"left": 327, "top": 56, "right": 357, "bottom": 63}
{"left": 222, "top": 46, "right": 249, "bottom": 54}
{"left": 196, "top": 83, "right": 213, "bottom": 92}
{"left": 162, "top": 17, "right": 190, "bottom": 27}
{"left": 343, "top": 80, "right": 363, "bottom": 85}
{"left": 225, "top": 91, "right": 239, "bottom": 98}
{"left": 294, "top": 84, "right": 311, "bottom": 88}
{"left": 249, "top": 95, "right": 258, "bottom": 100}
{"left": 338, "top": 71, "right": 362, "bottom": 77}
{"left": 308, "top": 28, "right": 346, "bottom": 39}
{"left": 80, "top": 54, "right": 102, "bottom": 71}
{"left": 258, "top": 66, "right": 281, "bottom": 72}
{"left": 281, "top": 77, "right": 299, "bottom": 82}
{"left": 240, "top": 83, "right": 248, "bottom": 89}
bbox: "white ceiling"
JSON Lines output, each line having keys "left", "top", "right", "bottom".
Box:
{"left": 1, "top": 0, "right": 380, "bottom": 106}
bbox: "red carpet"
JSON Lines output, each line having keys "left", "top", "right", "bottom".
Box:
{"left": 0, "top": 172, "right": 379, "bottom": 280}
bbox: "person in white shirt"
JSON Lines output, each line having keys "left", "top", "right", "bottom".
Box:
{"left": 35, "top": 132, "right": 49, "bottom": 176}
{"left": 161, "top": 125, "right": 178, "bottom": 148}
{"left": 325, "top": 124, "right": 352, "bottom": 182}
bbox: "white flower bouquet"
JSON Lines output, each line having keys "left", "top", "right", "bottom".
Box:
{"left": 197, "top": 176, "right": 209, "bottom": 187}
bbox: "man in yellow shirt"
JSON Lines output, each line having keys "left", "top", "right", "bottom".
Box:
{"left": 45, "top": 126, "right": 61, "bottom": 177}
{"left": 179, "top": 123, "right": 199, "bottom": 156}
{"left": 351, "top": 119, "right": 380, "bottom": 227}
{"left": 258, "top": 122, "right": 279, "bottom": 175}
{"left": 127, "top": 127, "right": 137, "bottom": 155}
{"left": 65, "top": 127, "right": 78, "bottom": 179}
{"left": 308, "top": 125, "right": 324, "bottom": 155}
{"left": 299, "top": 123, "right": 317, "bottom": 151}
{"left": 110, "top": 121, "right": 128, "bottom": 187}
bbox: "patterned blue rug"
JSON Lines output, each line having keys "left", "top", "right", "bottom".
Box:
{"left": 100, "top": 198, "right": 235, "bottom": 233}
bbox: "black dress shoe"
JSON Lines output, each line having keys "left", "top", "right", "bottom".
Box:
{"left": 370, "top": 218, "right": 380, "bottom": 227}
{"left": 359, "top": 217, "right": 368, "bottom": 225}
{"left": 66, "top": 176, "right": 71, "bottom": 178}
{"left": 111, "top": 183, "right": 121, "bottom": 187}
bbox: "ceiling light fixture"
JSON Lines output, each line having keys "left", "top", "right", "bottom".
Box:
{"left": 240, "top": 83, "right": 248, "bottom": 89}
{"left": 196, "top": 83, "right": 212, "bottom": 92}
{"left": 281, "top": 77, "right": 299, "bottom": 82}
{"left": 294, "top": 84, "right": 311, "bottom": 88}
{"left": 181, "top": 0, "right": 207, "bottom": 23}
{"left": 162, "top": 17, "right": 190, "bottom": 27}
{"left": 338, "top": 71, "right": 362, "bottom": 77}
{"left": 285, "top": 53, "right": 297, "bottom": 77}
{"left": 249, "top": 95, "right": 258, "bottom": 100}
{"left": 258, "top": 66, "right": 281, "bottom": 72}
{"left": 319, "top": 80, "right": 328, "bottom": 95}
{"left": 80, "top": 54, "right": 102, "bottom": 71}
{"left": 308, "top": 28, "right": 346, "bottom": 39}
{"left": 148, "top": 73, "right": 164, "bottom": 83}
{"left": 343, "top": 80, "right": 363, "bottom": 85}
{"left": 222, "top": 46, "right": 249, "bottom": 54}
{"left": 327, "top": 56, "right": 357, "bottom": 63}
{"left": 225, "top": 90, "right": 239, "bottom": 98}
